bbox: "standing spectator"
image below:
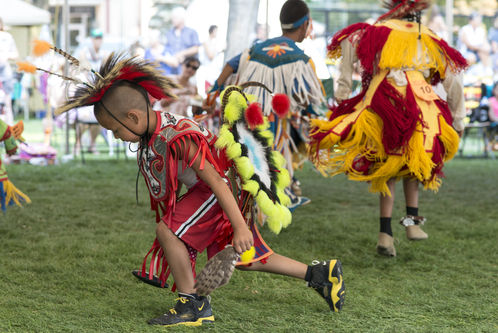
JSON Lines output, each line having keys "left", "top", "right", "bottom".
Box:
{"left": 163, "top": 7, "right": 201, "bottom": 75}
{"left": 79, "top": 29, "right": 108, "bottom": 71}
{"left": 198, "top": 25, "right": 224, "bottom": 94}
{"left": 458, "top": 12, "right": 491, "bottom": 68}
{"left": 0, "top": 17, "right": 19, "bottom": 125}
{"left": 202, "top": 25, "right": 219, "bottom": 64}
{"left": 145, "top": 29, "right": 178, "bottom": 77}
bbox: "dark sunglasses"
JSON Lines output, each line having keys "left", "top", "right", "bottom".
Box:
{"left": 186, "top": 63, "right": 199, "bottom": 70}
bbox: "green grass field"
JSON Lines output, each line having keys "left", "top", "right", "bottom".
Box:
{"left": 1, "top": 157, "right": 496, "bottom": 332}
{"left": 1, "top": 120, "right": 497, "bottom": 332}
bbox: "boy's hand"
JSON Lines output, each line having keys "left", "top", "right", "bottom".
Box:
{"left": 232, "top": 225, "right": 253, "bottom": 254}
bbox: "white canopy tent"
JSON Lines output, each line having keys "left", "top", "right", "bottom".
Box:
{"left": 0, "top": 0, "right": 50, "bottom": 26}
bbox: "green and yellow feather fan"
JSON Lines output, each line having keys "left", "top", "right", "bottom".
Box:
{"left": 215, "top": 83, "right": 292, "bottom": 234}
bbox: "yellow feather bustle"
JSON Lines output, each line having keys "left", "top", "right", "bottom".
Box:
{"left": 216, "top": 86, "right": 293, "bottom": 234}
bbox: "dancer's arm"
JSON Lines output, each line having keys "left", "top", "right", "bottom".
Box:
{"left": 442, "top": 70, "right": 465, "bottom": 136}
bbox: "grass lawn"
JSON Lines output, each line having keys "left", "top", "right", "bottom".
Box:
{"left": 0, "top": 120, "right": 497, "bottom": 332}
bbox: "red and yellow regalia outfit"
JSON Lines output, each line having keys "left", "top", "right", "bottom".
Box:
{"left": 309, "top": 4, "right": 467, "bottom": 195}
{"left": 0, "top": 120, "right": 30, "bottom": 212}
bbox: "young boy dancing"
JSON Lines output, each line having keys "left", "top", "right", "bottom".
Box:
{"left": 51, "top": 54, "right": 345, "bottom": 327}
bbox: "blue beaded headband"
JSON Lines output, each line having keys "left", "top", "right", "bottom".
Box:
{"left": 281, "top": 13, "right": 309, "bottom": 30}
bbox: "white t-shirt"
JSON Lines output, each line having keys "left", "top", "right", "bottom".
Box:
{"left": 0, "top": 31, "right": 18, "bottom": 66}
{"left": 458, "top": 24, "right": 487, "bottom": 54}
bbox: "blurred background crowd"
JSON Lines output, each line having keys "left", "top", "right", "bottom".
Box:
{"left": 0, "top": 0, "right": 497, "bottom": 159}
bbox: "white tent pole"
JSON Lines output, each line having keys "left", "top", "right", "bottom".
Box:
{"left": 445, "top": 0, "right": 454, "bottom": 45}
{"left": 63, "top": 0, "right": 70, "bottom": 155}
{"left": 265, "top": 0, "right": 269, "bottom": 40}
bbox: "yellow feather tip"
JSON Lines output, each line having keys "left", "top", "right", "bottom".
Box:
{"left": 279, "top": 204, "right": 292, "bottom": 228}
{"left": 271, "top": 151, "right": 286, "bottom": 169}
{"left": 242, "top": 180, "right": 259, "bottom": 196}
{"left": 215, "top": 127, "right": 234, "bottom": 149}
{"left": 277, "top": 189, "right": 291, "bottom": 207}
{"left": 226, "top": 142, "right": 242, "bottom": 160}
{"left": 33, "top": 39, "right": 53, "bottom": 57}
{"left": 276, "top": 168, "right": 291, "bottom": 189}
{"left": 234, "top": 156, "right": 254, "bottom": 180}
{"left": 16, "top": 61, "right": 37, "bottom": 74}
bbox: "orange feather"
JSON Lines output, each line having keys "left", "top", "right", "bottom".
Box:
{"left": 33, "top": 39, "right": 53, "bottom": 56}
{"left": 16, "top": 61, "right": 37, "bottom": 74}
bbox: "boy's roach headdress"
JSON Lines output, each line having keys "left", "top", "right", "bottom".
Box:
{"left": 54, "top": 52, "right": 177, "bottom": 115}
{"left": 17, "top": 40, "right": 177, "bottom": 115}
{"left": 376, "top": 0, "right": 431, "bottom": 23}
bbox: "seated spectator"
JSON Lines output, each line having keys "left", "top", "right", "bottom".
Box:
{"left": 488, "top": 15, "right": 498, "bottom": 76}
{"left": 488, "top": 81, "right": 498, "bottom": 150}
{"left": 458, "top": 12, "right": 491, "bottom": 68}
{"left": 160, "top": 56, "right": 200, "bottom": 117}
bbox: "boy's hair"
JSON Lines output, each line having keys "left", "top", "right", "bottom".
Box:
{"left": 94, "top": 81, "right": 149, "bottom": 119}
{"left": 55, "top": 52, "right": 177, "bottom": 115}
{"left": 279, "top": 0, "right": 309, "bottom": 33}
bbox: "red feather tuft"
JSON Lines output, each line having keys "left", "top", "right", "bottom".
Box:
{"left": 245, "top": 102, "right": 264, "bottom": 128}
{"left": 88, "top": 65, "right": 168, "bottom": 103}
{"left": 272, "top": 94, "right": 290, "bottom": 118}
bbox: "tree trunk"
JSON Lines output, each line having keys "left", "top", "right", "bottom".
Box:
{"left": 225, "top": 0, "right": 260, "bottom": 62}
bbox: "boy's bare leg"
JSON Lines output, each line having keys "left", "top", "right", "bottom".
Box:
{"left": 237, "top": 253, "right": 306, "bottom": 279}
{"left": 403, "top": 178, "right": 419, "bottom": 208}
{"left": 148, "top": 222, "right": 215, "bottom": 326}
{"left": 402, "top": 178, "right": 427, "bottom": 240}
{"left": 380, "top": 178, "right": 396, "bottom": 217}
{"left": 156, "top": 222, "right": 196, "bottom": 294}
{"left": 377, "top": 179, "right": 396, "bottom": 256}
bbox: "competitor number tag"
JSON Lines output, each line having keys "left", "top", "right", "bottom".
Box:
{"left": 411, "top": 79, "right": 439, "bottom": 101}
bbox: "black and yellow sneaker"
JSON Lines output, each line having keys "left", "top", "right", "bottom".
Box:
{"left": 308, "top": 260, "right": 345, "bottom": 312}
{"left": 147, "top": 295, "right": 214, "bottom": 327}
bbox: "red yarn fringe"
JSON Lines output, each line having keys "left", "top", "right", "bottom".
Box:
{"left": 370, "top": 78, "right": 420, "bottom": 153}
{"left": 430, "top": 37, "right": 468, "bottom": 72}
{"left": 327, "top": 22, "right": 370, "bottom": 54}
{"left": 357, "top": 25, "right": 392, "bottom": 76}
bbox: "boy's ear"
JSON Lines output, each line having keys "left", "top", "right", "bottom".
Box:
{"left": 127, "top": 109, "right": 141, "bottom": 124}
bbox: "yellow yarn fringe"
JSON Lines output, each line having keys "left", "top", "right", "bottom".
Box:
{"left": 313, "top": 109, "right": 459, "bottom": 196}
{"left": 378, "top": 29, "right": 447, "bottom": 77}
{"left": 2, "top": 180, "right": 31, "bottom": 208}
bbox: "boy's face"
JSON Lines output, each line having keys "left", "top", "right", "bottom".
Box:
{"left": 95, "top": 108, "right": 145, "bottom": 143}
